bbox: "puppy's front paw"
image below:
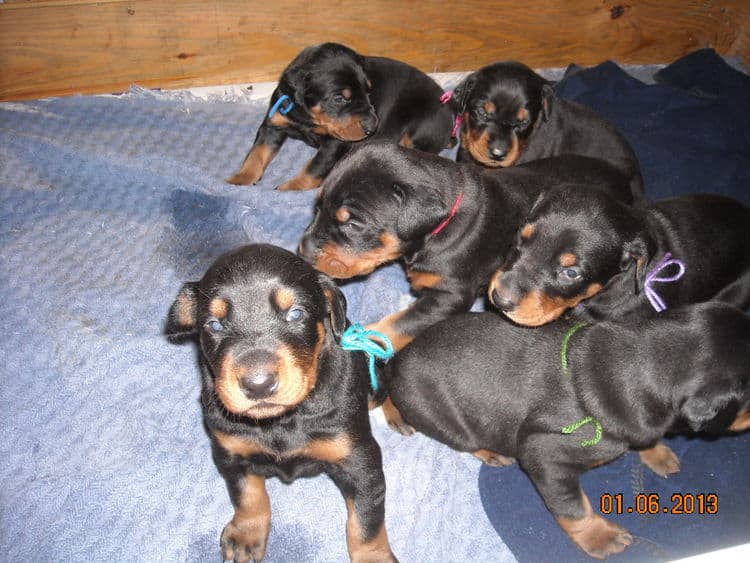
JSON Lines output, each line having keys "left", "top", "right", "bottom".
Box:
{"left": 226, "top": 171, "right": 261, "bottom": 186}
{"left": 220, "top": 519, "right": 268, "bottom": 563}
{"left": 387, "top": 417, "right": 416, "bottom": 437}
{"left": 639, "top": 442, "right": 681, "bottom": 478}
{"left": 275, "top": 173, "right": 322, "bottom": 191}
{"left": 559, "top": 513, "right": 633, "bottom": 560}
{"left": 382, "top": 398, "right": 415, "bottom": 436}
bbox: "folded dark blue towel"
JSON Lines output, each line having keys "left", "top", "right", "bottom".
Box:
{"left": 554, "top": 48, "right": 750, "bottom": 205}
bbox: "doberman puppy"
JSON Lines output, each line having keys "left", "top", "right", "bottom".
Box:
{"left": 165, "top": 244, "right": 398, "bottom": 563}
{"left": 227, "top": 42, "right": 454, "bottom": 191}
{"left": 489, "top": 185, "right": 750, "bottom": 326}
{"left": 385, "top": 303, "right": 750, "bottom": 559}
{"left": 298, "top": 143, "right": 637, "bottom": 350}
{"left": 453, "top": 61, "right": 644, "bottom": 198}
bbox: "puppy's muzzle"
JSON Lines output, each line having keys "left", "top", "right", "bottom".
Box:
{"left": 361, "top": 112, "right": 379, "bottom": 137}
{"left": 297, "top": 234, "right": 320, "bottom": 261}
{"left": 488, "top": 272, "right": 518, "bottom": 312}
{"left": 235, "top": 350, "right": 281, "bottom": 400}
{"left": 488, "top": 139, "right": 509, "bottom": 162}
{"left": 240, "top": 370, "right": 279, "bottom": 400}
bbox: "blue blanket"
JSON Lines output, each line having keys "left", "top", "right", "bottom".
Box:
{"left": 0, "top": 49, "right": 746, "bottom": 562}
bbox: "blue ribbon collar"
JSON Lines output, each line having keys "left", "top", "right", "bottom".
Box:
{"left": 268, "top": 94, "right": 295, "bottom": 119}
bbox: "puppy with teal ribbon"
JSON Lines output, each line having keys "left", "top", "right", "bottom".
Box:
{"left": 165, "top": 244, "right": 397, "bottom": 562}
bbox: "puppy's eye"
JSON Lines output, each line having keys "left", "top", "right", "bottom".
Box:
{"left": 285, "top": 307, "right": 306, "bottom": 322}
{"left": 332, "top": 93, "right": 350, "bottom": 105}
{"left": 342, "top": 220, "right": 364, "bottom": 232}
{"left": 560, "top": 268, "right": 582, "bottom": 280}
{"left": 516, "top": 118, "right": 530, "bottom": 128}
{"left": 476, "top": 107, "right": 488, "bottom": 119}
{"left": 206, "top": 319, "right": 224, "bottom": 333}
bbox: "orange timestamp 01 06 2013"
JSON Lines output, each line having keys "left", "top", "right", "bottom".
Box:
{"left": 600, "top": 493, "right": 719, "bottom": 516}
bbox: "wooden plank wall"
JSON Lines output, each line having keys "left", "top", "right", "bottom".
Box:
{"left": 1, "top": 0, "right": 748, "bottom": 101}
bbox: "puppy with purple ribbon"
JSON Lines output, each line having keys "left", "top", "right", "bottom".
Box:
{"left": 488, "top": 186, "right": 750, "bottom": 325}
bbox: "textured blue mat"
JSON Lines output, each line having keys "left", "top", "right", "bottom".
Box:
{"left": 479, "top": 49, "right": 750, "bottom": 562}
{"left": 0, "top": 49, "right": 747, "bottom": 562}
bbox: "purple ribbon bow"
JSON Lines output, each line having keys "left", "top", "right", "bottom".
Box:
{"left": 644, "top": 252, "right": 686, "bottom": 312}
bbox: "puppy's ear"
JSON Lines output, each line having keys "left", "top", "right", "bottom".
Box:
{"left": 681, "top": 391, "right": 741, "bottom": 433}
{"left": 393, "top": 183, "right": 448, "bottom": 241}
{"left": 165, "top": 282, "right": 200, "bottom": 339}
{"left": 453, "top": 72, "right": 478, "bottom": 112}
{"left": 279, "top": 55, "right": 312, "bottom": 109}
{"left": 527, "top": 191, "right": 546, "bottom": 217}
{"left": 318, "top": 274, "right": 347, "bottom": 342}
{"left": 541, "top": 83, "right": 555, "bottom": 121}
{"left": 620, "top": 236, "right": 650, "bottom": 295}
{"left": 284, "top": 74, "right": 310, "bottom": 109}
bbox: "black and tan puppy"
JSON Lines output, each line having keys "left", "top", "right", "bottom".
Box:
{"left": 489, "top": 185, "right": 750, "bottom": 326}
{"left": 227, "top": 42, "right": 454, "bottom": 191}
{"left": 453, "top": 61, "right": 644, "bottom": 197}
{"left": 385, "top": 303, "right": 750, "bottom": 559}
{"left": 165, "top": 244, "right": 397, "bottom": 563}
{"left": 298, "top": 143, "right": 637, "bottom": 350}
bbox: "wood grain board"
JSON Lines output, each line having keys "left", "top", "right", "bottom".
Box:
{"left": 1, "top": 0, "right": 748, "bottom": 101}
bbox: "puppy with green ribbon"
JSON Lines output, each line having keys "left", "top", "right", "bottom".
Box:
{"left": 384, "top": 303, "right": 750, "bottom": 559}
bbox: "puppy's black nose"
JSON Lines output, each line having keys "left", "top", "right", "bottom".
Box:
{"left": 491, "top": 288, "right": 515, "bottom": 312}
{"left": 489, "top": 147, "right": 507, "bottom": 161}
{"left": 241, "top": 371, "right": 279, "bottom": 400}
{"left": 297, "top": 235, "right": 318, "bottom": 261}
{"left": 362, "top": 114, "right": 378, "bottom": 136}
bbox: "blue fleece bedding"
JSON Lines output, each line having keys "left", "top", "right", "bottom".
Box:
{"left": 0, "top": 49, "right": 747, "bottom": 562}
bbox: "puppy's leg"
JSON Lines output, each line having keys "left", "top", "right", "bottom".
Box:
{"left": 639, "top": 442, "right": 681, "bottom": 477}
{"left": 521, "top": 436, "right": 632, "bottom": 559}
{"left": 331, "top": 440, "right": 398, "bottom": 562}
{"left": 227, "top": 123, "right": 287, "bottom": 186}
{"left": 366, "top": 289, "right": 474, "bottom": 351}
{"left": 276, "top": 139, "right": 349, "bottom": 191}
{"left": 219, "top": 472, "right": 272, "bottom": 563}
{"left": 382, "top": 397, "right": 415, "bottom": 436}
{"left": 473, "top": 449, "right": 516, "bottom": 467}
